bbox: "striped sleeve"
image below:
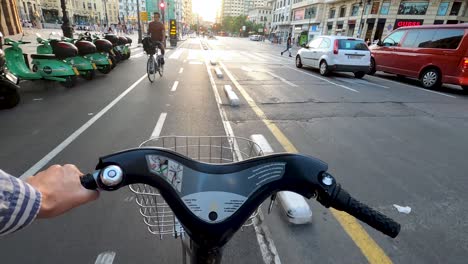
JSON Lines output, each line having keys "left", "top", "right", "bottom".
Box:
{"left": 0, "top": 169, "right": 42, "bottom": 236}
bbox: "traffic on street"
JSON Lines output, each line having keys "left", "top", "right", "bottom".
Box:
{"left": 2, "top": 31, "right": 468, "bottom": 263}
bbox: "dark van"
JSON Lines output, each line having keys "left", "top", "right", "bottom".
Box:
{"left": 369, "top": 24, "right": 468, "bottom": 91}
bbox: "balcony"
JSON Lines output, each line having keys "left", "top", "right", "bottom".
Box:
{"left": 292, "top": 0, "right": 325, "bottom": 9}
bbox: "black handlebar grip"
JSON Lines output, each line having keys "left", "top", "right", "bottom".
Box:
{"left": 332, "top": 187, "right": 401, "bottom": 238}
{"left": 80, "top": 173, "right": 98, "bottom": 190}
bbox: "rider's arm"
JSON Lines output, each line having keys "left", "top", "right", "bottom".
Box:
{"left": 0, "top": 169, "right": 41, "bottom": 236}
{"left": 0, "top": 165, "right": 99, "bottom": 236}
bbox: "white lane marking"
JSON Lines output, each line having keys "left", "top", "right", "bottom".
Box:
{"left": 189, "top": 61, "right": 203, "bottom": 64}
{"left": 413, "top": 86, "right": 456, "bottom": 98}
{"left": 241, "top": 51, "right": 267, "bottom": 62}
{"left": 94, "top": 251, "right": 116, "bottom": 264}
{"left": 376, "top": 75, "right": 456, "bottom": 98}
{"left": 202, "top": 47, "right": 281, "bottom": 263}
{"left": 335, "top": 77, "right": 390, "bottom": 89}
{"left": 366, "top": 74, "right": 457, "bottom": 98}
{"left": 179, "top": 67, "right": 184, "bottom": 74}
{"left": 150, "top": 112, "right": 167, "bottom": 139}
{"left": 130, "top": 52, "right": 144, "bottom": 58}
{"left": 241, "top": 66, "right": 253, "bottom": 72}
{"left": 171, "top": 81, "right": 179, "bottom": 92}
{"left": 286, "top": 66, "right": 359, "bottom": 93}
{"left": 33, "top": 98, "right": 43, "bottom": 101}
{"left": 253, "top": 52, "right": 286, "bottom": 63}
{"left": 266, "top": 71, "right": 298, "bottom": 87}
{"left": 356, "top": 79, "right": 390, "bottom": 89}
{"left": 19, "top": 74, "right": 147, "bottom": 179}
{"left": 169, "top": 48, "right": 184, "bottom": 59}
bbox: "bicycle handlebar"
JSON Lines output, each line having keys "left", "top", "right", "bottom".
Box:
{"left": 317, "top": 181, "right": 400, "bottom": 238}
{"left": 80, "top": 148, "right": 400, "bottom": 242}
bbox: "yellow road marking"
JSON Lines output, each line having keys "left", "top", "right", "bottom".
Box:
{"left": 218, "top": 61, "right": 393, "bottom": 264}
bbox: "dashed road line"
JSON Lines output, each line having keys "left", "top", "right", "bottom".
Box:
{"left": 150, "top": 112, "right": 167, "bottom": 139}
{"left": 266, "top": 71, "right": 298, "bottom": 87}
{"left": 286, "top": 66, "right": 359, "bottom": 93}
{"left": 171, "top": 81, "right": 179, "bottom": 92}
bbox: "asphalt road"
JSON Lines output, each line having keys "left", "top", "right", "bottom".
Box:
{"left": 1, "top": 36, "right": 468, "bottom": 264}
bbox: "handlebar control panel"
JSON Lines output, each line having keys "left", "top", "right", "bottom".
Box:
{"left": 145, "top": 154, "right": 286, "bottom": 223}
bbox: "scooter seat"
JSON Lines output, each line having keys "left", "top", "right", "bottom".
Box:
{"left": 31, "top": 54, "right": 56, "bottom": 59}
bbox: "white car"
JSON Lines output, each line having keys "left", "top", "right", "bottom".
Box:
{"left": 296, "top": 36, "right": 370, "bottom": 78}
{"left": 250, "top": 35, "right": 260, "bottom": 41}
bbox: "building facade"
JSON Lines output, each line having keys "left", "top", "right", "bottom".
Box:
{"left": 271, "top": 0, "right": 293, "bottom": 41}
{"left": 1, "top": 0, "right": 23, "bottom": 35}
{"left": 118, "top": 0, "right": 147, "bottom": 23}
{"left": 222, "top": 0, "right": 247, "bottom": 17}
{"left": 248, "top": 2, "right": 273, "bottom": 33}
{"left": 289, "top": 0, "right": 468, "bottom": 44}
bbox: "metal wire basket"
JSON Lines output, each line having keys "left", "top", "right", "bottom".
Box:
{"left": 129, "top": 136, "right": 265, "bottom": 239}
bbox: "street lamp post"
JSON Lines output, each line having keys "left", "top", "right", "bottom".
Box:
{"left": 136, "top": 0, "right": 142, "bottom": 43}
{"left": 60, "top": 0, "right": 73, "bottom": 38}
{"left": 103, "top": 0, "right": 109, "bottom": 26}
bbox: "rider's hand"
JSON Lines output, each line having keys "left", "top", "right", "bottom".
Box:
{"left": 27, "top": 164, "right": 99, "bottom": 218}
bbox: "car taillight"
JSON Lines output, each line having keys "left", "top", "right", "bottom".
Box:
{"left": 463, "top": 57, "right": 468, "bottom": 69}
{"left": 333, "top": 40, "right": 339, "bottom": 55}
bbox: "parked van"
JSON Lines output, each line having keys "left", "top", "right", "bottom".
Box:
{"left": 369, "top": 24, "right": 468, "bottom": 91}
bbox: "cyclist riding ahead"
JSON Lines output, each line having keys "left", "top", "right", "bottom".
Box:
{"left": 148, "top": 12, "right": 165, "bottom": 66}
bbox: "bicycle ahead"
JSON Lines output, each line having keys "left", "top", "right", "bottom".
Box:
{"left": 143, "top": 37, "right": 164, "bottom": 83}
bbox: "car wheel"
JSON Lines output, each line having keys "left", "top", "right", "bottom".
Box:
{"left": 368, "top": 58, "right": 376, "bottom": 75}
{"left": 354, "top": 71, "right": 365, "bottom": 79}
{"left": 319, "top": 61, "right": 329, "bottom": 76}
{"left": 295, "top": 55, "right": 303, "bottom": 68}
{"left": 420, "top": 68, "right": 441, "bottom": 89}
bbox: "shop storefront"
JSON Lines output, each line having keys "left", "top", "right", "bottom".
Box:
{"left": 42, "top": 9, "right": 59, "bottom": 24}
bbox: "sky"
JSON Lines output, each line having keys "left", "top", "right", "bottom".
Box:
{"left": 192, "top": 0, "right": 221, "bottom": 22}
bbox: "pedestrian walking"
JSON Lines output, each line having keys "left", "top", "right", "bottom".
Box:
{"left": 281, "top": 33, "right": 292, "bottom": 57}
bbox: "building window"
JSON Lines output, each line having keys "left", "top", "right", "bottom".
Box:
{"left": 339, "top": 6, "right": 346, "bottom": 17}
{"left": 380, "top": 2, "right": 390, "bottom": 15}
{"left": 437, "top": 2, "right": 449, "bottom": 16}
{"left": 351, "top": 5, "right": 359, "bottom": 16}
{"left": 294, "top": 9, "right": 304, "bottom": 20}
{"left": 450, "top": 1, "right": 461, "bottom": 16}
{"left": 398, "top": 1, "right": 429, "bottom": 15}
{"left": 329, "top": 8, "right": 336, "bottom": 19}
{"left": 305, "top": 7, "right": 316, "bottom": 19}
{"left": 371, "top": 2, "right": 380, "bottom": 14}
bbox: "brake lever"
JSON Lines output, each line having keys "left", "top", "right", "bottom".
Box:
{"left": 268, "top": 193, "right": 277, "bottom": 214}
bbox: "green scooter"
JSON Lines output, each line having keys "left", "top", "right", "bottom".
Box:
{"left": 36, "top": 33, "right": 96, "bottom": 80}
{"left": 71, "top": 32, "right": 114, "bottom": 74}
{"left": 3, "top": 35, "right": 79, "bottom": 88}
{"left": 81, "top": 32, "right": 116, "bottom": 72}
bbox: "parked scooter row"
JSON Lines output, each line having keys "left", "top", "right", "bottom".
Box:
{"left": 0, "top": 31, "right": 133, "bottom": 109}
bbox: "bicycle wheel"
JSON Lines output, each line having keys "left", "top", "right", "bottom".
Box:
{"left": 147, "top": 55, "right": 156, "bottom": 83}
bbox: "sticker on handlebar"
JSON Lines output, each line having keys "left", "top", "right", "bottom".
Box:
{"left": 147, "top": 155, "right": 183, "bottom": 192}
{"left": 146, "top": 155, "right": 286, "bottom": 222}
